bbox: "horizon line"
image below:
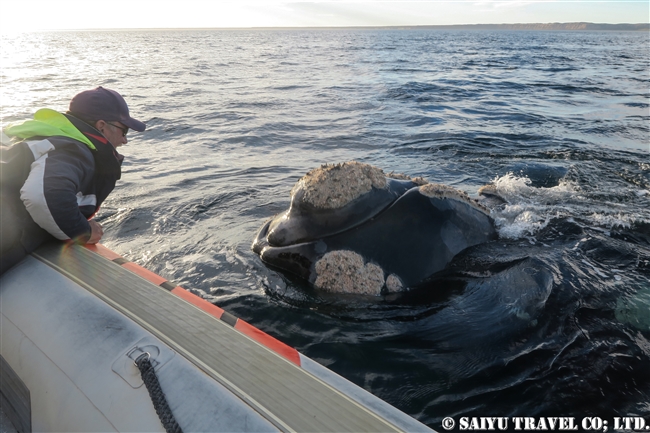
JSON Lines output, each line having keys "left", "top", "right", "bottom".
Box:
{"left": 3, "top": 22, "right": 648, "bottom": 33}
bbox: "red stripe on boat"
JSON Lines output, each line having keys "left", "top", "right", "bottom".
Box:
{"left": 235, "top": 319, "right": 301, "bottom": 366}
{"left": 85, "top": 244, "right": 299, "bottom": 365}
{"left": 122, "top": 262, "right": 168, "bottom": 286}
{"left": 171, "top": 287, "right": 225, "bottom": 320}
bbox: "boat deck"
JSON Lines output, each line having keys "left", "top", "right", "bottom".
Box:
{"left": 1, "top": 242, "right": 433, "bottom": 432}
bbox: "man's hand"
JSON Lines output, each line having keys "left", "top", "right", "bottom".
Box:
{"left": 87, "top": 220, "right": 104, "bottom": 244}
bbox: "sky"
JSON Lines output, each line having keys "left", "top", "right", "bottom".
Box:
{"left": 0, "top": 0, "right": 647, "bottom": 32}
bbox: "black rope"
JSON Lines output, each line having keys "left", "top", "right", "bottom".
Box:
{"left": 135, "top": 353, "right": 183, "bottom": 433}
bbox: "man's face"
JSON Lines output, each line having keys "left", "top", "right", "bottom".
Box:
{"left": 97, "top": 120, "right": 128, "bottom": 148}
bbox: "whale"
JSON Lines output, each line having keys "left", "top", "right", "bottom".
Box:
{"left": 252, "top": 161, "right": 498, "bottom": 296}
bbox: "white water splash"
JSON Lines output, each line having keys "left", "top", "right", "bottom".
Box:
{"left": 486, "top": 172, "right": 650, "bottom": 240}
{"left": 487, "top": 173, "right": 579, "bottom": 239}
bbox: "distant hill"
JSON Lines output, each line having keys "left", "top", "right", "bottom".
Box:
{"left": 405, "top": 23, "right": 649, "bottom": 31}
{"left": 248, "top": 22, "right": 649, "bottom": 32}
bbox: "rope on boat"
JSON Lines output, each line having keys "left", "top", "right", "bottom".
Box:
{"left": 135, "top": 352, "right": 183, "bottom": 433}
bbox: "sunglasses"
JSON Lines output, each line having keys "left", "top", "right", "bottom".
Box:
{"left": 106, "top": 122, "right": 129, "bottom": 137}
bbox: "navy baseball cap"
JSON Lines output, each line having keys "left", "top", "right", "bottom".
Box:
{"left": 68, "top": 86, "right": 146, "bottom": 132}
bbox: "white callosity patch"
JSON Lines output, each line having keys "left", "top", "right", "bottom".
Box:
{"left": 385, "top": 274, "right": 404, "bottom": 293}
{"left": 291, "top": 161, "right": 387, "bottom": 209}
{"left": 386, "top": 171, "right": 428, "bottom": 185}
{"left": 314, "top": 250, "right": 385, "bottom": 296}
{"left": 477, "top": 184, "right": 508, "bottom": 206}
{"left": 419, "top": 182, "right": 490, "bottom": 214}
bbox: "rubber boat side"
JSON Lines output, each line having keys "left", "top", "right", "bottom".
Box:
{"left": 0, "top": 241, "right": 434, "bottom": 432}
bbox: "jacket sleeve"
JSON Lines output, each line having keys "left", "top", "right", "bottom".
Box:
{"left": 20, "top": 141, "right": 95, "bottom": 242}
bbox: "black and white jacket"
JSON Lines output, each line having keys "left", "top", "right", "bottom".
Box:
{"left": 1, "top": 114, "right": 123, "bottom": 243}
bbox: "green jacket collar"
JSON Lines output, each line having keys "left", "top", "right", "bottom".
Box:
{"left": 4, "top": 108, "right": 96, "bottom": 150}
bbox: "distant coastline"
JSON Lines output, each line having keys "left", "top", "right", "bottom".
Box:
{"left": 398, "top": 22, "right": 650, "bottom": 31}
{"left": 168, "top": 22, "right": 650, "bottom": 32}
{"left": 18, "top": 22, "right": 650, "bottom": 33}
{"left": 267, "top": 22, "right": 649, "bottom": 32}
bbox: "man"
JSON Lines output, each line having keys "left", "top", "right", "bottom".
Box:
{"left": 0, "top": 87, "right": 146, "bottom": 273}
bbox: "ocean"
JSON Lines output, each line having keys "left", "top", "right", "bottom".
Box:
{"left": 2, "top": 28, "right": 649, "bottom": 428}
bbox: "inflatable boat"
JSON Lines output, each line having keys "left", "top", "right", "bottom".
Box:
{"left": 0, "top": 241, "right": 434, "bottom": 432}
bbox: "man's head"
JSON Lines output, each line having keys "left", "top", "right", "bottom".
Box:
{"left": 68, "top": 86, "right": 146, "bottom": 147}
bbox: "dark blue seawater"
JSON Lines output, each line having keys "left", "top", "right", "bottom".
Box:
{"left": 2, "top": 29, "right": 649, "bottom": 428}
